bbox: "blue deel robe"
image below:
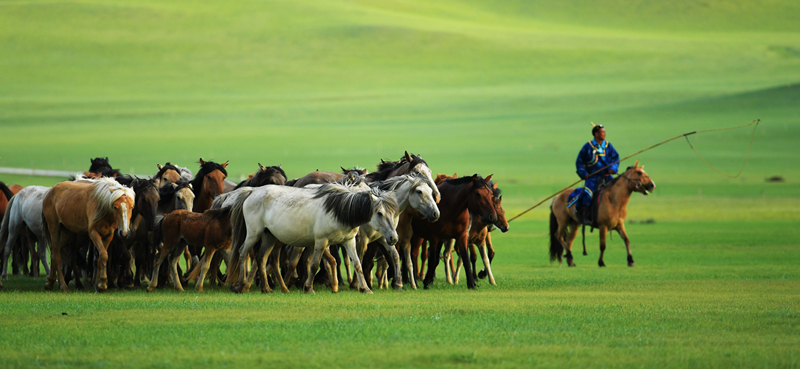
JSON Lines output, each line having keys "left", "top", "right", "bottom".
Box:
{"left": 574, "top": 139, "right": 620, "bottom": 207}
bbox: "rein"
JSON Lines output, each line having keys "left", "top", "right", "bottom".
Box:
{"left": 507, "top": 119, "right": 760, "bottom": 222}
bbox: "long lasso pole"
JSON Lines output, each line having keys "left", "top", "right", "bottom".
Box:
{"left": 507, "top": 119, "right": 760, "bottom": 222}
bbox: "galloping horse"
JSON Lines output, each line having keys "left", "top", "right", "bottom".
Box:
{"left": 191, "top": 159, "right": 229, "bottom": 213}
{"left": 227, "top": 182, "right": 399, "bottom": 294}
{"left": 549, "top": 161, "right": 656, "bottom": 267}
{"left": 414, "top": 175, "right": 498, "bottom": 290}
{"left": 0, "top": 186, "right": 51, "bottom": 289}
{"left": 147, "top": 207, "right": 232, "bottom": 292}
{"left": 42, "top": 177, "right": 135, "bottom": 292}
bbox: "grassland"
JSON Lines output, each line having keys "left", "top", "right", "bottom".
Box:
{"left": 1, "top": 0, "right": 799, "bottom": 368}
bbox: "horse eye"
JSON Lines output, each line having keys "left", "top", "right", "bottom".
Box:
{"left": 378, "top": 212, "right": 383, "bottom": 217}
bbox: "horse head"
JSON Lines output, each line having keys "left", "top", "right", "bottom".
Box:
{"left": 195, "top": 158, "right": 228, "bottom": 201}
{"left": 403, "top": 152, "right": 442, "bottom": 203}
{"left": 112, "top": 189, "right": 136, "bottom": 238}
{"left": 625, "top": 161, "right": 656, "bottom": 196}
{"left": 490, "top": 182, "right": 509, "bottom": 233}
{"left": 257, "top": 163, "right": 287, "bottom": 186}
{"left": 155, "top": 163, "right": 182, "bottom": 188}
{"left": 132, "top": 178, "right": 159, "bottom": 232}
{"left": 467, "top": 174, "right": 498, "bottom": 225}
{"left": 369, "top": 189, "right": 400, "bottom": 245}
{"left": 406, "top": 175, "right": 440, "bottom": 222}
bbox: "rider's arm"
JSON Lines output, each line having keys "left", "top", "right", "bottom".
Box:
{"left": 607, "top": 143, "right": 620, "bottom": 174}
{"left": 576, "top": 144, "right": 590, "bottom": 179}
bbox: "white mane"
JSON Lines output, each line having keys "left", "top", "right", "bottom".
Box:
{"left": 75, "top": 175, "right": 135, "bottom": 222}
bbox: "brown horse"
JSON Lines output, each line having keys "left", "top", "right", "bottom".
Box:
{"left": 234, "top": 164, "right": 287, "bottom": 189}
{"left": 191, "top": 159, "right": 229, "bottom": 213}
{"left": 147, "top": 208, "right": 232, "bottom": 292}
{"left": 154, "top": 162, "right": 192, "bottom": 188}
{"left": 411, "top": 174, "right": 497, "bottom": 290}
{"left": 285, "top": 167, "right": 366, "bottom": 188}
{"left": 549, "top": 161, "right": 656, "bottom": 267}
{"left": 42, "top": 177, "right": 135, "bottom": 292}
{"left": 447, "top": 182, "right": 509, "bottom": 286}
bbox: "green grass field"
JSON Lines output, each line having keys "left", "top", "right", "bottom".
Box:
{"left": 1, "top": 0, "right": 799, "bottom": 367}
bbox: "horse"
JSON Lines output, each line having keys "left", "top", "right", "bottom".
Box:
{"left": 366, "top": 152, "right": 440, "bottom": 202}
{"left": 0, "top": 186, "right": 52, "bottom": 289}
{"left": 42, "top": 176, "right": 135, "bottom": 292}
{"left": 226, "top": 181, "right": 399, "bottom": 294}
{"left": 157, "top": 179, "right": 195, "bottom": 214}
{"left": 445, "top": 183, "right": 509, "bottom": 286}
{"left": 147, "top": 207, "right": 232, "bottom": 292}
{"left": 357, "top": 173, "right": 440, "bottom": 290}
{"left": 235, "top": 164, "right": 287, "bottom": 189}
{"left": 153, "top": 162, "right": 193, "bottom": 188}
{"left": 112, "top": 175, "right": 160, "bottom": 288}
{"left": 410, "top": 174, "right": 498, "bottom": 290}
{"left": 191, "top": 158, "right": 229, "bottom": 214}
{"left": 284, "top": 166, "right": 366, "bottom": 188}
{"left": 549, "top": 161, "right": 656, "bottom": 267}
{"left": 86, "top": 157, "right": 120, "bottom": 178}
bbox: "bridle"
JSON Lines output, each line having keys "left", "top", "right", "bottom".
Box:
{"left": 618, "top": 171, "right": 645, "bottom": 192}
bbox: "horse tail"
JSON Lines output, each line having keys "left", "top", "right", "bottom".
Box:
{"left": 0, "top": 195, "right": 14, "bottom": 257}
{"left": 0, "top": 181, "right": 14, "bottom": 202}
{"left": 548, "top": 207, "right": 563, "bottom": 263}
{"left": 581, "top": 225, "right": 587, "bottom": 256}
{"left": 225, "top": 188, "right": 253, "bottom": 285}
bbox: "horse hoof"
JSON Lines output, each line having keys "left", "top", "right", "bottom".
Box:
{"left": 95, "top": 287, "right": 106, "bottom": 293}
{"left": 598, "top": 262, "right": 606, "bottom": 267}
{"left": 305, "top": 289, "right": 315, "bottom": 295}
{"left": 146, "top": 287, "right": 155, "bottom": 293}
{"left": 392, "top": 284, "right": 404, "bottom": 291}
{"left": 359, "top": 288, "right": 373, "bottom": 294}
{"left": 261, "top": 288, "right": 273, "bottom": 294}
{"left": 423, "top": 284, "right": 430, "bottom": 290}
{"left": 230, "top": 285, "right": 241, "bottom": 294}
{"left": 44, "top": 284, "right": 54, "bottom": 291}
{"left": 628, "top": 262, "right": 635, "bottom": 267}
{"left": 478, "top": 270, "right": 487, "bottom": 279}
{"left": 568, "top": 263, "right": 576, "bottom": 267}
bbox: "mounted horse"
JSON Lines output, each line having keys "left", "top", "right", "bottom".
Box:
{"left": 549, "top": 161, "right": 656, "bottom": 267}
{"left": 226, "top": 181, "right": 399, "bottom": 294}
{"left": 42, "top": 176, "right": 135, "bottom": 292}
{"left": 412, "top": 174, "right": 497, "bottom": 290}
{"left": 147, "top": 207, "right": 232, "bottom": 292}
{"left": 0, "top": 185, "right": 52, "bottom": 289}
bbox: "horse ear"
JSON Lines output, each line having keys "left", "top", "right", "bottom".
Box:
{"left": 485, "top": 174, "right": 493, "bottom": 182}
{"left": 157, "top": 164, "right": 163, "bottom": 170}
{"left": 259, "top": 163, "right": 267, "bottom": 171}
{"left": 640, "top": 165, "right": 645, "bottom": 171}
{"left": 471, "top": 174, "right": 478, "bottom": 182}
{"left": 278, "top": 164, "right": 282, "bottom": 168}
{"left": 222, "top": 161, "right": 229, "bottom": 169}
{"left": 404, "top": 151, "right": 413, "bottom": 162}
{"left": 341, "top": 167, "right": 347, "bottom": 173}
{"left": 199, "top": 158, "right": 206, "bottom": 165}
{"left": 492, "top": 182, "right": 498, "bottom": 190}
{"left": 634, "top": 160, "right": 639, "bottom": 168}
{"left": 498, "top": 196, "right": 502, "bottom": 203}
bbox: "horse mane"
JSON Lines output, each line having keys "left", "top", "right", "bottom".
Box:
{"left": 366, "top": 153, "right": 428, "bottom": 181}
{"left": 444, "top": 174, "right": 488, "bottom": 189}
{"left": 158, "top": 179, "right": 192, "bottom": 207}
{"left": 235, "top": 165, "right": 287, "bottom": 189}
{"left": 604, "top": 166, "right": 635, "bottom": 188}
{"left": 313, "top": 183, "right": 398, "bottom": 228}
{"left": 75, "top": 175, "right": 135, "bottom": 223}
{"left": 370, "top": 173, "right": 425, "bottom": 193}
{"left": 191, "top": 161, "right": 228, "bottom": 195}
{"left": 0, "top": 181, "right": 14, "bottom": 200}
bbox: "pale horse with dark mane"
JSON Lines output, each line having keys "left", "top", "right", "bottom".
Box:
{"left": 226, "top": 181, "right": 399, "bottom": 294}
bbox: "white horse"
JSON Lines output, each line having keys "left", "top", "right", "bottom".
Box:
{"left": 355, "top": 173, "right": 440, "bottom": 290}
{"left": 227, "top": 181, "right": 399, "bottom": 294}
{"left": 0, "top": 186, "right": 52, "bottom": 280}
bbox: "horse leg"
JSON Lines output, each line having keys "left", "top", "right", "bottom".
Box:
{"left": 194, "top": 251, "right": 216, "bottom": 292}
{"left": 147, "top": 240, "right": 172, "bottom": 292}
{"left": 456, "top": 234, "right": 477, "bottom": 289}
{"left": 304, "top": 239, "right": 329, "bottom": 294}
{"left": 566, "top": 224, "right": 579, "bottom": 267}
{"left": 478, "top": 232, "right": 495, "bottom": 279}
{"left": 341, "top": 237, "right": 371, "bottom": 294}
{"left": 418, "top": 240, "right": 427, "bottom": 280}
{"left": 233, "top": 227, "right": 263, "bottom": 293}
{"left": 598, "top": 226, "right": 608, "bottom": 267}
{"left": 379, "top": 239, "right": 404, "bottom": 291}
{"left": 168, "top": 247, "right": 185, "bottom": 292}
{"left": 268, "top": 242, "right": 290, "bottom": 293}
{"left": 254, "top": 233, "right": 278, "bottom": 294}
{"left": 478, "top": 237, "right": 496, "bottom": 286}
{"left": 283, "top": 246, "right": 303, "bottom": 287}
{"left": 469, "top": 242, "right": 478, "bottom": 281}
{"left": 443, "top": 239, "right": 454, "bottom": 285}
{"left": 47, "top": 225, "right": 71, "bottom": 292}
{"left": 400, "top": 239, "right": 418, "bottom": 290}
{"left": 360, "top": 243, "right": 378, "bottom": 290}
{"left": 2, "top": 222, "right": 21, "bottom": 280}
{"left": 422, "top": 238, "right": 442, "bottom": 290}
{"left": 322, "top": 248, "right": 339, "bottom": 293}
{"left": 617, "top": 223, "right": 634, "bottom": 267}
{"left": 342, "top": 246, "right": 353, "bottom": 285}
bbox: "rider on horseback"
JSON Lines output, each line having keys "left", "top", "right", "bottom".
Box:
{"left": 574, "top": 123, "right": 619, "bottom": 225}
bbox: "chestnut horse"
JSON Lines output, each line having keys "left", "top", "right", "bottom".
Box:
{"left": 42, "top": 177, "right": 135, "bottom": 292}
{"left": 147, "top": 207, "right": 232, "bottom": 292}
{"left": 191, "top": 159, "right": 229, "bottom": 213}
{"left": 549, "top": 161, "right": 656, "bottom": 267}
{"left": 413, "top": 174, "right": 498, "bottom": 290}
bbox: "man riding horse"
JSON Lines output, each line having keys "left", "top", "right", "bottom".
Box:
{"left": 572, "top": 123, "right": 619, "bottom": 225}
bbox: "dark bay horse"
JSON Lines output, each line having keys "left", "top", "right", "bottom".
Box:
{"left": 86, "top": 157, "right": 120, "bottom": 178}
{"left": 148, "top": 208, "right": 232, "bottom": 292}
{"left": 550, "top": 161, "right": 656, "bottom": 267}
{"left": 113, "top": 176, "right": 160, "bottom": 288}
{"left": 191, "top": 159, "right": 229, "bottom": 213}
{"left": 235, "top": 164, "right": 287, "bottom": 189}
{"left": 411, "top": 174, "right": 497, "bottom": 290}
{"left": 42, "top": 177, "right": 135, "bottom": 292}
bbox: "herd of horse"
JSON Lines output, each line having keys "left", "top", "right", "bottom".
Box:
{"left": 0, "top": 152, "right": 655, "bottom": 294}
